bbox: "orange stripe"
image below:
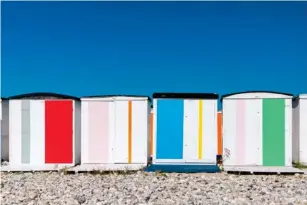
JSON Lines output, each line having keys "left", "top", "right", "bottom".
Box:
{"left": 150, "top": 112, "right": 153, "bottom": 156}
{"left": 217, "top": 112, "right": 222, "bottom": 155}
{"left": 128, "top": 101, "right": 132, "bottom": 163}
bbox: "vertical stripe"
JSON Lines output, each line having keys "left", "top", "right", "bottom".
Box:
{"left": 1, "top": 100, "right": 10, "bottom": 161}
{"left": 88, "top": 101, "right": 109, "bottom": 163}
{"left": 156, "top": 99, "right": 184, "bottom": 159}
{"left": 198, "top": 100, "right": 203, "bottom": 159}
{"left": 149, "top": 112, "right": 153, "bottom": 156}
{"left": 236, "top": 100, "right": 245, "bottom": 165}
{"left": 45, "top": 100, "right": 73, "bottom": 164}
{"left": 262, "top": 99, "right": 285, "bottom": 166}
{"left": 21, "top": 100, "right": 30, "bottom": 164}
{"left": 128, "top": 101, "right": 132, "bottom": 163}
{"left": 30, "top": 101, "right": 45, "bottom": 165}
{"left": 217, "top": 112, "right": 222, "bottom": 155}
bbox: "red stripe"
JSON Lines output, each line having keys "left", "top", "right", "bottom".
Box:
{"left": 45, "top": 100, "right": 73, "bottom": 164}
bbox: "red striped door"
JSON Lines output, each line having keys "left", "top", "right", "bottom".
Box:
{"left": 45, "top": 100, "right": 73, "bottom": 164}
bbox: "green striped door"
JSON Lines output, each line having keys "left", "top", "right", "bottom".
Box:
{"left": 262, "top": 99, "right": 285, "bottom": 166}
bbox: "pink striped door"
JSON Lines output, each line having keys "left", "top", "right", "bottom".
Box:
{"left": 87, "top": 101, "right": 110, "bottom": 163}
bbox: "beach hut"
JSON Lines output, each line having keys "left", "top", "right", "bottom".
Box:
{"left": 222, "top": 91, "right": 294, "bottom": 171}
{"left": 79, "top": 95, "right": 150, "bottom": 171}
{"left": 5, "top": 93, "right": 81, "bottom": 171}
{"left": 293, "top": 94, "right": 307, "bottom": 165}
{"left": 152, "top": 93, "right": 219, "bottom": 167}
{"left": 1, "top": 98, "right": 9, "bottom": 162}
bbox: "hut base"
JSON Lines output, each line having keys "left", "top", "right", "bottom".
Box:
{"left": 145, "top": 164, "right": 220, "bottom": 173}
{"left": 0, "top": 164, "right": 75, "bottom": 172}
{"left": 224, "top": 165, "right": 305, "bottom": 174}
{"left": 68, "top": 163, "right": 146, "bottom": 173}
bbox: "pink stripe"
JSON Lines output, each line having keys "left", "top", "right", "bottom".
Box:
{"left": 88, "top": 102, "right": 109, "bottom": 163}
{"left": 236, "top": 100, "right": 245, "bottom": 165}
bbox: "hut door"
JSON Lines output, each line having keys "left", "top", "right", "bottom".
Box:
{"left": 262, "top": 99, "right": 286, "bottom": 166}
{"left": 45, "top": 100, "right": 73, "bottom": 164}
{"left": 183, "top": 100, "right": 199, "bottom": 162}
{"left": 86, "top": 101, "right": 110, "bottom": 164}
{"left": 155, "top": 99, "right": 184, "bottom": 161}
{"left": 113, "top": 100, "right": 129, "bottom": 163}
{"left": 243, "top": 99, "right": 262, "bottom": 166}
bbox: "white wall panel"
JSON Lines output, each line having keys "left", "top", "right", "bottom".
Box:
{"left": 9, "top": 100, "right": 22, "bottom": 165}
{"left": 131, "top": 100, "right": 148, "bottom": 163}
{"left": 222, "top": 100, "right": 237, "bottom": 165}
{"left": 81, "top": 101, "right": 89, "bottom": 164}
{"left": 152, "top": 99, "right": 158, "bottom": 161}
{"left": 244, "top": 99, "right": 262, "bottom": 165}
{"left": 114, "top": 101, "right": 128, "bottom": 163}
{"left": 29, "top": 100, "right": 45, "bottom": 165}
{"left": 108, "top": 101, "right": 116, "bottom": 164}
{"left": 285, "top": 99, "right": 292, "bottom": 166}
{"left": 300, "top": 98, "right": 307, "bottom": 164}
{"left": 183, "top": 100, "right": 198, "bottom": 161}
{"left": 202, "top": 100, "right": 217, "bottom": 163}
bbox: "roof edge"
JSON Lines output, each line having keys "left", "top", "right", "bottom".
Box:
{"left": 221, "top": 91, "right": 294, "bottom": 101}
{"left": 8, "top": 92, "right": 80, "bottom": 100}
{"left": 298, "top": 94, "right": 307, "bottom": 99}
{"left": 153, "top": 93, "right": 219, "bottom": 99}
{"left": 81, "top": 95, "right": 151, "bottom": 101}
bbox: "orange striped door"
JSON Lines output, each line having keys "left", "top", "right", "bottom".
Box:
{"left": 150, "top": 112, "right": 153, "bottom": 156}
{"left": 217, "top": 112, "right": 223, "bottom": 156}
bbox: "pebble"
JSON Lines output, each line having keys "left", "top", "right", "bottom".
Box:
{"left": 1, "top": 172, "right": 307, "bottom": 205}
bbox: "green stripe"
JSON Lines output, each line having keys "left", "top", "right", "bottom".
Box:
{"left": 262, "top": 99, "right": 285, "bottom": 166}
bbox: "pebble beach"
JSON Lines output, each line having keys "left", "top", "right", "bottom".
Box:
{"left": 1, "top": 171, "right": 307, "bottom": 205}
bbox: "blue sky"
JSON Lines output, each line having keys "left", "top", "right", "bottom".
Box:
{"left": 2, "top": 2, "right": 307, "bottom": 107}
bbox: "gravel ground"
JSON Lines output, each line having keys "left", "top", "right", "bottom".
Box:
{"left": 1, "top": 171, "right": 307, "bottom": 205}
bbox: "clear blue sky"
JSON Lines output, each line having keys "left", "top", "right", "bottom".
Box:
{"left": 2, "top": 2, "right": 307, "bottom": 108}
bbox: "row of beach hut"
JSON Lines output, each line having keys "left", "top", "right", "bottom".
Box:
{"left": 0, "top": 91, "right": 306, "bottom": 172}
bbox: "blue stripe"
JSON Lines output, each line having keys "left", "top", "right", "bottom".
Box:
{"left": 156, "top": 99, "right": 184, "bottom": 159}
